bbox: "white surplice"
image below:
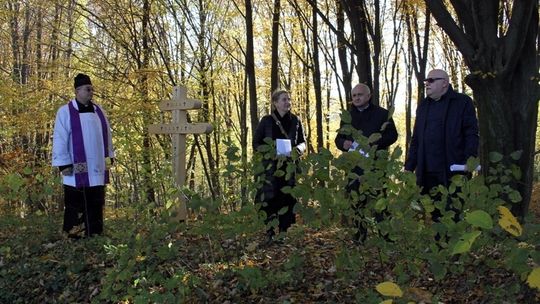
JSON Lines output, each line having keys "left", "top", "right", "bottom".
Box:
{"left": 52, "top": 100, "right": 114, "bottom": 187}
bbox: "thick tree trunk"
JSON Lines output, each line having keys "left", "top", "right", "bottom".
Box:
{"left": 336, "top": 1, "right": 351, "bottom": 105}
{"left": 341, "top": 0, "right": 372, "bottom": 92}
{"left": 467, "top": 56, "right": 538, "bottom": 218}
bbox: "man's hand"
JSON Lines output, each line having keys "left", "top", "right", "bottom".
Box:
{"left": 61, "top": 167, "right": 73, "bottom": 176}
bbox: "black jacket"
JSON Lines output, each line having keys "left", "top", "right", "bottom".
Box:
{"left": 404, "top": 85, "right": 479, "bottom": 186}
{"left": 335, "top": 102, "right": 398, "bottom": 152}
{"left": 253, "top": 111, "right": 306, "bottom": 202}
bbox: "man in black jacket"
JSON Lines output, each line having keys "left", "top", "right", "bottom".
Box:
{"left": 335, "top": 83, "right": 398, "bottom": 243}
{"left": 405, "top": 69, "right": 479, "bottom": 221}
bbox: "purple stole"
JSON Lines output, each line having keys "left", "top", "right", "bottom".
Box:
{"left": 68, "top": 101, "right": 110, "bottom": 188}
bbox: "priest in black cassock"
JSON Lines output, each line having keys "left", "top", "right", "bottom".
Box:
{"left": 52, "top": 73, "right": 114, "bottom": 238}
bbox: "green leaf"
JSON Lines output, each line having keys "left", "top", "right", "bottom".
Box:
{"left": 341, "top": 110, "right": 352, "bottom": 124}
{"left": 368, "top": 133, "right": 382, "bottom": 144}
{"left": 429, "top": 260, "right": 447, "bottom": 281}
{"left": 465, "top": 210, "right": 493, "bottom": 229}
{"left": 451, "top": 230, "right": 481, "bottom": 255}
{"left": 508, "top": 191, "right": 522, "bottom": 203}
{"left": 278, "top": 206, "right": 289, "bottom": 215}
{"left": 509, "top": 150, "right": 522, "bottom": 160}
{"left": 488, "top": 152, "right": 503, "bottom": 163}
{"left": 273, "top": 170, "right": 285, "bottom": 177}
{"left": 374, "top": 198, "right": 387, "bottom": 212}
{"left": 257, "top": 144, "right": 272, "bottom": 153}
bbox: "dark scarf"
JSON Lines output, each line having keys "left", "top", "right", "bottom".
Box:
{"left": 273, "top": 110, "right": 292, "bottom": 139}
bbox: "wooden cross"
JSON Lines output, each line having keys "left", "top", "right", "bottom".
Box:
{"left": 148, "top": 86, "right": 213, "bottom": 220}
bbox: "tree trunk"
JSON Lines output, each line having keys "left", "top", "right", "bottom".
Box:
{"left": 341, "top": 0, "right": 372, "bottom": 91}
{"left": 141, "top": 0, "right": 156, "bottom": 204}
{"left": 336, "top": 0, "right": 351, "bottom": 105}
{"left": 270, "top": 0, "right": 280, "bottom": 93}
{"left": 245, "top": 0, "right": 258, "bottom": 137}
{"left": 312, "top": 3, "right": 323, "bottom": 151}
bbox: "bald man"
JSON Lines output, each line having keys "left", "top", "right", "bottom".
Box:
{"left": 405, "top": 69, "right": 479, "bottom": 220}
{"left": 335, "top": 83, "right": 398, "bottom": 243}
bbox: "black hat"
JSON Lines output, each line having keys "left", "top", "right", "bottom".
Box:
{"left": 74, "top": 73, "right": 92, "bottom": 89}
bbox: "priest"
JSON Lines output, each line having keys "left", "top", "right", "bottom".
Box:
{"left": 52, "top": 73, "right": 114, "bottom": 238}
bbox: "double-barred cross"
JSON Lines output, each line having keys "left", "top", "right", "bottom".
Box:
{"left": 148, "top": 86, "right": 212, "bottom": 220}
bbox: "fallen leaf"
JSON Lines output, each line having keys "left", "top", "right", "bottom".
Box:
{"left": 376, "top": 281, "right": 403, "bottom": 297}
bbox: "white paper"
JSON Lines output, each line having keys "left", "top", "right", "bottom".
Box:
{"left": 348, "top": 141, "right": 369, "bottom": 157}
{"left": 276, "top": 139, "right": 292, "bottom": 156}
{"left": 450, "top": 164, "right": 481, "bottom": 172}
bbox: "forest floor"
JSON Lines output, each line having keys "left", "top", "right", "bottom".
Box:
{"left": 1, "top": 189, "right": 539, "bottom": 303}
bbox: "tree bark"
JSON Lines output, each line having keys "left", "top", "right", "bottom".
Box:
{"left": 245, "top": 0, "right": 258, "bottom": 138}
{"left": 312, "top": 3, "right": 323, "bottom": 151}
{"left": 341, "top": 0, "right": 372, "bottom": 93}
{"left": 270, "top": 0, "right": 281, "bottom": 93}
{"left": 336, "top": 1, "right": 351, "bottom": 106}
{"left": 141, "top": 0, "right": 156, "bottom": 204}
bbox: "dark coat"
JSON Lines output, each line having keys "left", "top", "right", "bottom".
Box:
{"left": 253, "top": 111, "right": 306, "bottom": 202}
{"left": 335, "top": 102, "right": 398, "bottom": 152}
{"left": 404, "top": 85, "right": 479, "bottom": 187}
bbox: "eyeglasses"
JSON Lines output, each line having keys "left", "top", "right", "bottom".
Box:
{"left": 423, "top": 77, "right": 445, "bottom": 83}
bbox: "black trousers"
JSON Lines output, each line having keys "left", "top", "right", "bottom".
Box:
{"left": 421, "top": 171, "right": 463, "bottom": 223}
{"left": 260, "top": 179, "right": 296, "bottom": 235}
{"left": 63, "top": 185, "right": 105, "bottom": 236}
{"left": 346, "top": 167, "right": 387, "bottom": 242}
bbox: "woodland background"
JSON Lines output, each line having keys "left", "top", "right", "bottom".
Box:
{"left": 0, "top": 0, "right": 539, "bottom": 303}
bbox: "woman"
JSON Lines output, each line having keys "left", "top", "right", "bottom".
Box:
{"left": 253, "top": 89, "right": 306, "bottom": 244}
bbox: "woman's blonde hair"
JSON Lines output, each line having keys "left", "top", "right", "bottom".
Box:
{"left": 271, "top": 88, "right": 289, "bottom": 103}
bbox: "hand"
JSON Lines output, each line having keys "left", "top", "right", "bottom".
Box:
{"left": 295, "top": 146, "right": 302, "bottom": 156}
{"left": 343, "top": 140, "right": 353, "bottom": 150}
{"left": 61, "top": 167, "right": 73, "bottom": 176}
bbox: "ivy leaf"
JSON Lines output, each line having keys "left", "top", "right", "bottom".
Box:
{"left": 375, "top": 281, "right": 403, "bottom": 297}
{"left": 465, "top": 210, "right": 493, "bottom": 229}
{"left": 452, "top": 230, "right": 481, "bottom": 255}
{"left": 526, "top": 267, "right": 540, "bottom": 290}
{"left": 497, "top": 206, "right": 522, "bottom": 236}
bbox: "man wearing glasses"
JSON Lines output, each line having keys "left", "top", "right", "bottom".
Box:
{"left": 404, "top": 69, "right": 479, "bottom": 221}
{"left": 52, "top": 73, "right": 114, "bottom": 238}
